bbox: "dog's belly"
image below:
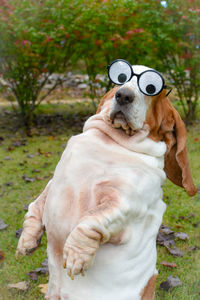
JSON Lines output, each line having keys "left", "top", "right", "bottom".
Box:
{"left": 59, "top": 199, "right": 166, "bottom": 300}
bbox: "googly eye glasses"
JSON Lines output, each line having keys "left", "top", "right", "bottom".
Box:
{"left": 107, "top": 59, "right": 166, "bottom": 96}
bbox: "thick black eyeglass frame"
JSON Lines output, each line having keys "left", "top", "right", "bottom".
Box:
{"left": 107, "top": 59, "right": 167, "bottom": 96}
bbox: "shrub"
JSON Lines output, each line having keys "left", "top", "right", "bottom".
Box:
{"left": 141, "top": 0, "right": 200, "bottom": 120}
{"left": 70, "top": 0, "right": 156, "bottom": 104}
{"left": 0, "top": 0, "right": 78, "bottom": 133}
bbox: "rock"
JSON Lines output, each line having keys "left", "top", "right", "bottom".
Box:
{"left": 27, "top": 154, "right": 35, "bottom": 158}
{"left": 157, "top": 224, "right": 184, "bottom": 257}
{"left": 166, "top": 276, "right": 182, "bottom": 288}
{"left": 189, "top": 246, "right": 200, "bottom": 252}
{"left": 164, "top": 240, "right": 184, "bottom": 257}
{"left": 160, "top": 224, "right": 174, "bottom": 235}
{"left": 0, "top": 219, "right": 8, "bottom": 230}
{"left": 34, "top": 267, "right": 49, "bottom": 275}
{"left": 48, "top": 73, "right": 60, "bottom": 81}
{"left": 27, "top": 271, "right": 38, "bottom": 281}
{"left": 0, "top": 77, "right": 8, "bottom": 86}
{"left": 24, "top": 204, "right": 29, "bottom": 211}
{"left": 41, "top": 258, "right": 48, "bottom": 268}
{"left": 22, "top": 175, "right": 35, "bottom": 183}
{"left": 4, "top": 156, "right": 13, "bottom": 161}
{"left": 77, "top": 83, "right": 88, "bottom": 90}
{"left": 174, "top": 232, "right": 189, "bottom": 240}
{"left": 16, "top": 228, "right": 23, "bottom": 238}
{"left": 4, "top": 182, "right": 14, "bottom": 186}
{"left": 44, "top": 83, "right": 55, "bottom": 90}
{"left": 160, "top": 276, "right": 182, "bottom": 291}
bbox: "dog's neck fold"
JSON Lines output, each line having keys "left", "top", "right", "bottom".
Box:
{"left": 83, "top": 113, "right": 166, "bottom": 158}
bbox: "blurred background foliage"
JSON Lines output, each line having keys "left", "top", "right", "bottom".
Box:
{"left": 0, "top": 0, "right": 199, "bottom": 131}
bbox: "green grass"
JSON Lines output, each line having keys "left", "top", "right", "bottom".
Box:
{"left": 0, "top": 102, "right": 199, "bottom": 300}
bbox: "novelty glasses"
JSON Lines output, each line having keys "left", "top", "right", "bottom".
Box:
{"left": 107, "top": 59, "right": 166, "bottom": 96}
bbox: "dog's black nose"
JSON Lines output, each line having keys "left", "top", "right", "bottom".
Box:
{"left": 115, "top": 88, "right": 134, "bottom": 106}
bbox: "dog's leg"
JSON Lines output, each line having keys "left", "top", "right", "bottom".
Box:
{"left": 16, "top": 180, "right": 51, "bottom": 256}
{"left": 63, "top": 187, "right": 130, "bottom": 278}
{"left": 45, "top": 237, "right": 64, "bottom": 300}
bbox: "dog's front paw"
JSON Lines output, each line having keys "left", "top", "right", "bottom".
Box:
{"left": 63, "top": 224, "right": 101, "bottom": 279}
{"left": 63, "top": 242, "right": 95, "bottom": 279}
{"left": 16, "top": 231, "right": 41, "bottom": 257}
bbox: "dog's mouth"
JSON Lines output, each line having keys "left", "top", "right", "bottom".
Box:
{"left": 109, "top": 111, "right": 136, "bottom": 136}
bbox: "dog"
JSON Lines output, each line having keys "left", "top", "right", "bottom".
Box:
{"left": 16, "top": 63, "right": 196, "bottom": 300}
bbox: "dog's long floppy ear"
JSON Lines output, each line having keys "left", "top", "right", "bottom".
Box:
{"left": 164, "top": 106, "right": 196, "bottom": 196}
{"left": 147, "top": 91, "right": 196, "bottom": 196}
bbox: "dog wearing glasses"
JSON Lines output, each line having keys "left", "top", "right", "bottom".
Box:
{"left": 17, "top": 61, "right": 196, "bottom": 300}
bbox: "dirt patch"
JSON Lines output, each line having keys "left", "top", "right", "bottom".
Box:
{"left": 0, "top": 101, "right": 95, "bottom": 137}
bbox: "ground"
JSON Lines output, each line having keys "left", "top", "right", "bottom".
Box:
{"left": 0, "top": 101, "right": 199, "bottom": 300}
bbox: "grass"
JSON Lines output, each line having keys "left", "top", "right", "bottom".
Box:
{"left": 0, "top": 101, "right": 199, "bottom": 300}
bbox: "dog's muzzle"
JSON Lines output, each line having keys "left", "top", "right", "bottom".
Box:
{"left": 109, "top": 88, "right": 136, "bottom": 135}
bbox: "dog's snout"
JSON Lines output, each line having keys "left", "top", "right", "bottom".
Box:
{"left": 115, "top": 88, "right": 134, "bottom": 106}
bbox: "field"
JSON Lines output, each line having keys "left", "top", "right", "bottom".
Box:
{"left": 0, "top": 101, "right": 199, "bottom": 300}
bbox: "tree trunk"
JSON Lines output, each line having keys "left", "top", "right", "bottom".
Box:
{"left": 20, "top": 110, "right": 34, "bottom": 136}
{"left": 185, "top": 99, "right": 196, "bottom": 121}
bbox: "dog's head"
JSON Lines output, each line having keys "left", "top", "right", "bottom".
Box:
{"left": 98, "top": 64, "right": 167, "bottom": 134}
{"left": 97, "top": 64, "right": 196, "bottom": 196}
{"left": 109, "top": 65, "right": 158, "bottom": 134}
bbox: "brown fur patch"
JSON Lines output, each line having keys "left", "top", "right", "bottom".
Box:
{"left": 140, "top": 274, "right": 157, "bottom": 300}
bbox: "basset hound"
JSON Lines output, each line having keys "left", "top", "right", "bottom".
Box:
{"left": 16, "top": 63, "right": 196, "bottom": 300}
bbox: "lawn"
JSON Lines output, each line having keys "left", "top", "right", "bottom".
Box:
{"left": 0, "top": 101, "right": 199, "bottom": 300}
